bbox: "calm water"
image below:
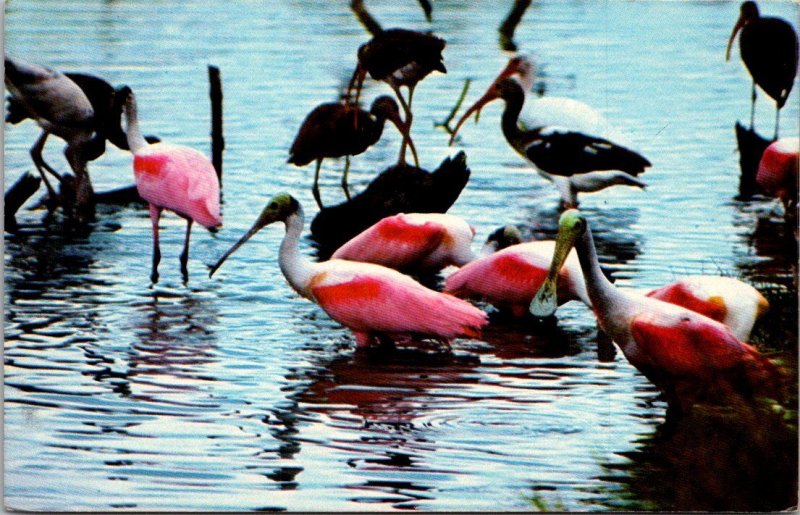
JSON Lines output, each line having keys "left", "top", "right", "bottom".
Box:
{"left": 4, "top": 0, "right": 798, "bottom": 511}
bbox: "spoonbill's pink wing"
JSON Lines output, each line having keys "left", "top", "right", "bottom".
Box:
{"left": 331, "top": 214, "right": 446, "bottom": 269}
{"left": 311, "top": 268, "right": 486, "bottom": 340}
{"left": 134, "top": 143, "right": 221, "bottom": 228}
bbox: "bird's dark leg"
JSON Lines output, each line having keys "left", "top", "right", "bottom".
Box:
{"left": 749, "top": 81, "right": 756, "bottom": 130}
{"left": 341, "top": 155, "right": 352, "bottom": 201}
{"left": 312, "top": 159, "right": 324, "bottom": 209}
{"left": 179, "top": 219, "right": 193, "bottom": 284}
{"left": 391, "top": 85, "right": 420, "bottom": 167}
{"left": 29, "top": 131, "right": 60, "bottom": 208}
{"left": 149, "top": 205, "right": 163, "bottom": 285}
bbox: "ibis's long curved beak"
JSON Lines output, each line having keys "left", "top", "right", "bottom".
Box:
{"left": 726, "top": 15, "right": 745, "bottom": 61}
{"left": 448, "top": 85, "right": 500, "bottom": 146}
{"left": 529, "top": 212, "right": 582, "bottom": 317}
{"left": 388, "top": 111, "right": 420, "bottom": 167}
{"left": 208, "top": 209, "right": 277, "bottom": 277}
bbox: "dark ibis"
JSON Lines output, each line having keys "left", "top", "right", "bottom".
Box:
{"left": 119, "top": 86, "right": 222, "bottom": 284}
{"left": 347, "top": 28, "right": 446, "bottom": 162}
{"left": 288, "top": 96, "right": 418, "bottom": 209}
{"left": 726, "top": 1, "right": 798, "bottom": 138}
{"left": 450, "top": 76, "right": 650, "bottom": 208}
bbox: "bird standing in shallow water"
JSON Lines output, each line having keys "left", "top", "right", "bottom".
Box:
{"left": 756, "top": 137, "right": 799, "bottom": 219}
{"left": 450, "top": 76, "right": 650, "bottom": 208}
{"left": 530, "top": 210, "right": 781, "bottom": 414}
{"left": 726, "top": 1, "right": 798, "bottom": 138}
{"left": 288, "top": 96, "right": 418, "bottom": 209}
{"left": 348, "top": 28, "right": 446, "bottom": 163}
{"left": 120, "top": 87, "right": 222, "bottom": 284}
{"left": 209, "top": 194, "right": 487, "bottom": 348}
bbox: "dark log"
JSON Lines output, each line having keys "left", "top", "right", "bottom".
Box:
{"left": 350, "top": 0, "right": 382, "bottom": 36}
{"left": 498, "top": 0, "right": 532, "bottom": 51}
{"left": 208, "top": 65, "right": 224, "bottom": 186}
{"left": 93, "top": 185, "right": 145, "bottom": 205}
{"left": 4, "top": 172, "right": 41, "bottom": 233}
{"left": 310, "top": 151, "right": 471, "bottom": 258}
{"left": 735, "top": 122, "right": 774, "bottom": 199}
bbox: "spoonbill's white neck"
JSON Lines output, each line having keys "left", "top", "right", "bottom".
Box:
{"left": 575, "top": 226, "right": 623, "bottom": 316}
{"left": 278, "top": 206, "right": 316, "bottom": 298}
{"left": 123, "top": 93, "right": 148, "bottom": 154}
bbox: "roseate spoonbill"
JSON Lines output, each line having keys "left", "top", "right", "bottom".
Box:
{"left": 530, "top": 210, "right": 781, "bottom": 412}
{"left": 331, "top": 213, "right": 522, "bottom": 273}
{"left": 288, "top": 96, "right": 418, "bottom": 209}
{"left": 208, "top": 194, "right": 487, "bottom": 348}
{"left": 645, "top": 276, "right": 769, "bottom": 342}
{"left": 726, "top": 1, "right": 798, "bottom": 138}
{"left": 348, "top": 28, "right": 446, "bottom": 162}
{"left": 310, "top": 151, "right": 471, "bottom": 255}
{"left": 450, "top": 76, "right": 650, "bottom": 208}
{"left": 445, "top": 240, "right": 589, "bottom": 317}
{"left": 756, "top": 137, "right": 799, "bottom": 215}
{"left": 120, "top": 86, "right": 222, "bottom": 284}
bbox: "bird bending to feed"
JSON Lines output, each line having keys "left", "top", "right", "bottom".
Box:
{"left": 331, "top": 213, "right": 522, "bottom": 274}
{"left": 347, "top": 28, "right": 446, "bottom": 163}
{"left": 208, "top": 193, "right": 487, "bottom": 348}
{"left": 530, "top": 210, "right": 782, "bottom": 413}
{"left": 726, "top": 1, "right": 798, "bottom": 138}
{"left": 450, "top": 76, "right": 650, "bottom": 208}
{"left": 4, "top": 55, "right": 96, "bottom": 204}
{"left": 445, "top": 239, "right": 589, "bottom": 318}
{"left": 120, "top": 86, "right": 222, "bottom": 284}
{"left": 756, "top": 137, "right": 799, "bottom": 216}
{"left": 288, "top": 96, "right": 418, "bottom": 209}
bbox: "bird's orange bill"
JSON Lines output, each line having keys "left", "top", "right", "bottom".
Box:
{"left": 387, "top": 111, "right": 420, "bottom": 167}
{"left": 448, "top": 83, "right": 501, "bottom": 145}
{"left": 208, "top": 204, "right": 277, "bottom": 277}
{"left": 448, "top": 59, "right": 524, "bottom": 145}
{"left": 725, "top": 14, "right": 746, "bottom": 61}
{"left": 529, "top": 210, "right": 582, "bottom": 317}
{"left": 346, "top": 65, "right": 368, "bottom": 128}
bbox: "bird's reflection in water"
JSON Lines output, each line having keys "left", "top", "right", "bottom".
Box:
{"left": 732, "top": 199, "right": 797, "bottom": 287}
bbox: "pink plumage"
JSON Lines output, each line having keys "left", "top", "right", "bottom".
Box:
{"left": 445, "top": 241, "right": 588, "bottom": 317}
{"left": 133, "top": 143, "right": 221, "bottom": 229}
{"left": 310, "top": 262, "right": 488, "bottom": 347}
{"left": 757, "top": 137, "right": 799, "bottom": 211}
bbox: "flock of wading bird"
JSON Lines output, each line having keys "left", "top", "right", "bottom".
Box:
{"left": 4, "top": 0, "right": 798, "bottom": 416}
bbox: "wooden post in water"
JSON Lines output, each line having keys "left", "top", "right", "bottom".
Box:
{"left": 208, "top": 65, "right": 225, "bottom": 193}
{"left": 4, "top": 172, "right": 41, "bottom": 233}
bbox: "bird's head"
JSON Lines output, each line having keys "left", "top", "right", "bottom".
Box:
{"left": 449, "top": 77, "right": 523, "bottom": 145}
{"left": 726, "top": 1, "right": 760, "bottom": 61}
{"left": 481, "top": 224, "right": 524, "bottom": 254}
{"left": 529, "top": 209, "right": 588, "bottom": 318}
{"left": 498, "top": 55, "right": 535, "bottom": 92}
{"left": 208, "top": 193, "right": 301, "bottom": 277}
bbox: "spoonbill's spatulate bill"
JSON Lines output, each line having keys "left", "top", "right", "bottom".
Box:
{"left": 209, "top": 194, "right": 487, "bottom": 348}
{"left": 530, "top": 209, "right": 782, "bottom": 412}
{"left": 121, "top": 87, "right": 222, "bottom": 284}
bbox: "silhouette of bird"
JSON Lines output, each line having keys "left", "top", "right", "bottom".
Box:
{"left": 288, "top": 96, "right": 417, "bottom": 209}
{"left": 726, "top": 1, "right": 798, "bottom": 138}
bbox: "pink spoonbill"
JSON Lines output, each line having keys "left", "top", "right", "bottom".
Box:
{"left": 530, "top": 210, "right": 782, "bottom": 412}
{"left": 208, "top": 194, "right": 487, "bottom": 348}
{"left": 120, "top": 86, "right": 222, "bottom": 284}
{"left": 331, "top": 213, "right": 522, "bottom": 273}
{"left": 756, "top": 137, "right": 799, "bottom": 217}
